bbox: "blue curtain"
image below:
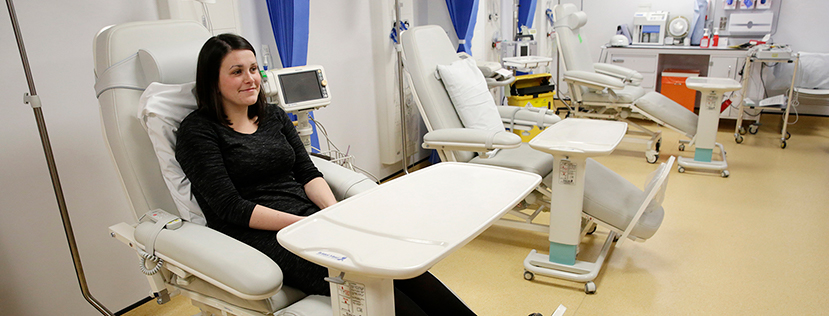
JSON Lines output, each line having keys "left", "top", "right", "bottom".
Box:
{"left": 517, "top": 0, "right": 537, "bottom": 31}
{"left": 266, "top": 0, "right": 309, "bottom": 68}
{"left": 445, "top": 0, "right": 480, "bottom": 54}
{"left": 266, "top": 0, "right": 320, "bottom": 152}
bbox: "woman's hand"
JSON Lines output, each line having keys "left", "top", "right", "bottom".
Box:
{"left": 249, "top": 205, "right": 305, "bottom": 231}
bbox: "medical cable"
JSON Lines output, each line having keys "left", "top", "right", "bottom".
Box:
{"left": 138, "top": 250, "right": 164, "bottom": 275}
{"left": 5, "top": 0, "right": 114, "bottom": 315}
{"left": 310, "top": 117, "right": 381, "bottom": 183}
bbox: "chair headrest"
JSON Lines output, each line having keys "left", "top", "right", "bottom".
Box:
{"left": 553, "top": 4, "right": 587, "bottom": 30}
{"left": 138, "top": 39, "right": 204, "bottom": 85}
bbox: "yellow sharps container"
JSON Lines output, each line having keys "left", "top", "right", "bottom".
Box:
{"left": 507, "top": 73, "right": 556, "bottom": 142}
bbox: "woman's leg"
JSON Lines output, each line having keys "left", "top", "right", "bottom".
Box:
{"left": 394, "top": 272, "right": 476, "bottom": 316}
{"left": 233, "top": 229, "right": 331, "bottom": 296}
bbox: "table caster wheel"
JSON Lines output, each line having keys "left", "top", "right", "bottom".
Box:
{"left": 748, "top": 124, "right": 759, "bottom": 134}
{"left": 781, "top": 140, "right": 787, "bottom": 149}
{"left": 678, "top": 143, "right": 685, "bottom": 151}
{"left": 678, "top": 166, "right": 685, "bottom": 173}
{"left": 785, "top": 131, "right": 791, "bottom": 140}
{"left": 646, "top": 153, "right": 659, "bottom": 164}
{"left": 738, "top": 126, "right": 747, "bottom": 135}
{"left": 524, "top": 270, "right": 534, "bottom": 281}
{"left": 721, "top": 170, "right": 730, "bottom": 178}
{"left": 587, "top": 223, "right": 597, "bottom": 235}
{"left": 585, "top": 282, "right": 596, "bottom": 294}
{"left": 735, "top": 134, "right": 744, "bottom": 144}
{"left": 655, "top": 138, "right": 662, "bottom": 152}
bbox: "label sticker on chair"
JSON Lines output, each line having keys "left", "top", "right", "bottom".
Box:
{"left": 559, "top": 160, "right": 576, "bottom": 185}
{"left": 337, "top": 281, "right": 367, "bottom": 316}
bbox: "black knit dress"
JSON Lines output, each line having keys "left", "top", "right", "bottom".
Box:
{"left": 176, "top": 105, "right": 330, "bottom": 295}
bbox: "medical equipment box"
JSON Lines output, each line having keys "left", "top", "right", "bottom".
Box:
{"left": 661, "top": 69, "right": 699, "bottom": 112}
{"left": 508, "top": 73, "right": 556, "bottom": 142}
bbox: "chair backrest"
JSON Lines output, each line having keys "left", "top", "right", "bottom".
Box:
{"left": 400, "top": 25, "right": 475, "bottom": 163}
{"left": 618, "top": 155, "right": 675, "bottom": 244}
{"left": 94, "top": 20, "right": 211, "bottom": 222}
{"left": 553, "top": 4, "right": 595, "bottom": 73}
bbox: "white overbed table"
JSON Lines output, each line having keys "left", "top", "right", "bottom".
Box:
{"left": 278, "top": 163, "right": 541, "bottom": 316}
{"left": 525, "top": 118, "right": 627, "bottom": 293}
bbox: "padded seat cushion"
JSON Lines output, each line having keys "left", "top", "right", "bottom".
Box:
{"left": 582, "top": 85, "right": 646, "bottom": 103}
{"left": 469, "top": 143, "right": 553, "bottom": 177}
{"left": 582, "top": 159, "right": 663, "bottom": 239}
{"left": 635, "top": 92, "right": 698, "bottom": 137}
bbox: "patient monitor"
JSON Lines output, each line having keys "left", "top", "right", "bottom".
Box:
{"left": 261, "top": 65, "right": 331, "bottom": 151}
{"left": 262, "top": 65, "right": 331, "bottom": 112}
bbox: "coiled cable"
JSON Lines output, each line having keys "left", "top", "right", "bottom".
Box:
{"left": 139, "top": 250, "right": 163, "bottom": 276}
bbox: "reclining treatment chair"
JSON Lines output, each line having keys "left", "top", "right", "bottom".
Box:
{"left": 553, "top": 4, "right": 706, "bottom": 164}
{"left": 94, "top": 20, "right": 375, "bottom": 316}
{"left": 401, "top": 25, "right": 673, "bottom": 293}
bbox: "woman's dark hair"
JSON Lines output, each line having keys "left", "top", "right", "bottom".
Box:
{"left": 195, "top": 33, "right": 267, "bottom": 126}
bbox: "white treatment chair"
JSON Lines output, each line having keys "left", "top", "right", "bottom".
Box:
{"left": 553, "top": 4, "right": 707, "bottom": 164}
{"left": 401, "top": 25, "right": 671, "bottom": 292}
{"left": 94, "top": 20, "right": 375, "bottom": 316}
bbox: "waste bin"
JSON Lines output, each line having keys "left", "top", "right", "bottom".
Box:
{"left": 507, "top": 73, "right": 556, "bottom": 142}
{"left": 661, "top": 69, "right": 699, "bottom": 112}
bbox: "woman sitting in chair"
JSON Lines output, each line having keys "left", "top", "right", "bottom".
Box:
{"left": 175, "top": 33, "right": 475, "bottom": 316}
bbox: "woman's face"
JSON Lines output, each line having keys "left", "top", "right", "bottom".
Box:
{"left": 218, "top": 49, "right": 260, "bottom": 111}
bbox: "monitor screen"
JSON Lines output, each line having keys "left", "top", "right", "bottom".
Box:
{"left": 642, "top": 25, "right": 661, "bottom": 34}
{"left": 279, "top": 71, "right": 323, "bottom": 104}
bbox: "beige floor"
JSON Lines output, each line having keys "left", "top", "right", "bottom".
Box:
{"left": 125, "top": 114, "right": 829, "bottom": 316}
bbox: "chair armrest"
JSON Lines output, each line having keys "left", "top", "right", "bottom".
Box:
{"left": 593, "top": 63, "right": 643, "bottom": 85}
{"left": 133, "top": 220, "right": 282, "bottom": 300}
{"left": 497, "top": 106, "right": 561, "bottom": 129}
{"left": 423, "top": 128, "right": 521, "bottom": 152}
{"left": 311, "top": 156, "right": 378, "bottom": 201}
{"left": 563, "top": 70, "right": 625, "bottom": 90}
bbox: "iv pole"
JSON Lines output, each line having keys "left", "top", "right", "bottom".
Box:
{"left": 5, "top": 0, "right": 113, "bottom": 315}
{"left": 395, "top": 0, "right": 409, "bottom": 175}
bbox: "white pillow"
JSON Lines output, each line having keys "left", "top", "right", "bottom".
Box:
{"left": 137, "top": 82, "right": 206, "bottom": 225}
{"left": 436, "top": 58, "right": 504, "bottom": 132}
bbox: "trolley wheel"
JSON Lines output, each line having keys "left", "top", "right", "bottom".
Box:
{"left": 524, "top": 270, "right": 535, "bottom": 281}
{"left": 748, "top": 124, "right": 759, "bottom": 134}
{"left": 738, "top": 126, "right": 747, "bottom": 135}
{"left": 585, "top": 282, "right": 597, "bottom": 294}
{"left": 587, "top": 223, "right": 597, "bottom": 235}
{"left": 646, "top": 153, "right": 659, "bottom": 164}
{"left": 655, "top": 138, "right": 662, "bottom": 152}
{"left": 785, "top": 131, "right": 791, "bottom": 140}
{"left": 678, "top": 143, "right": 686, "bottom": 151}
{"left": 678, "top": 166, "right": 686, "bottom": 173}
{"left": 721, "top": 170, "right": 730, "bottom": 178}
{"left": 781, "top": 140, "right": 787, "bottom": 149}
{"left": 735, "top": 134, "right": 744, "bottom": 144}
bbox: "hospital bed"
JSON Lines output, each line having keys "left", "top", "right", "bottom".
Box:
{"left": 552, "top": 4, "right": 715, "bottom": 166}
{"left": 401, "top": 24, "right": 673, "bottom": 293}
{"left": 94, "top": 20, "right": 377, "bottom": 316}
